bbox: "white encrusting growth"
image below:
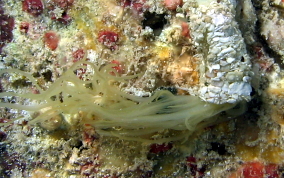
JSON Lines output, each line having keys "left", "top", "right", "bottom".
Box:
{"left": 187, "top": 0, "right": 252, "bottom": 104}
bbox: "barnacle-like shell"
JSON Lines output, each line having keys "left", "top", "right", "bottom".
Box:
{"left": 185, "top": 0, "right": 252, "bottom": 104}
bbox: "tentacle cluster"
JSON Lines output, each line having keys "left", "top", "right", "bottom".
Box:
{"left": 0, "top": 60, "right": 235, "bottom": 142}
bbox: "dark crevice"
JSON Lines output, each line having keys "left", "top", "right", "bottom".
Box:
{"left": 209, "top": 142, "right": 227, "bottom": 155}
{"left": 251, "top": 0, "right": 263, "bottom": 11}
{"left": 157, "top": 86, "right": 177, "bottom": 95}
{"left": 42, "top": 70, "right": 53, "bottom": 82}
{"left": 244, "top": 87, "right": 263, "bottom": 122}
{"left": 142, "top": 11, "right": 168, "bottom": 36}
{"left": 11, "top": 78, "right": 32, "bottom": 89}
